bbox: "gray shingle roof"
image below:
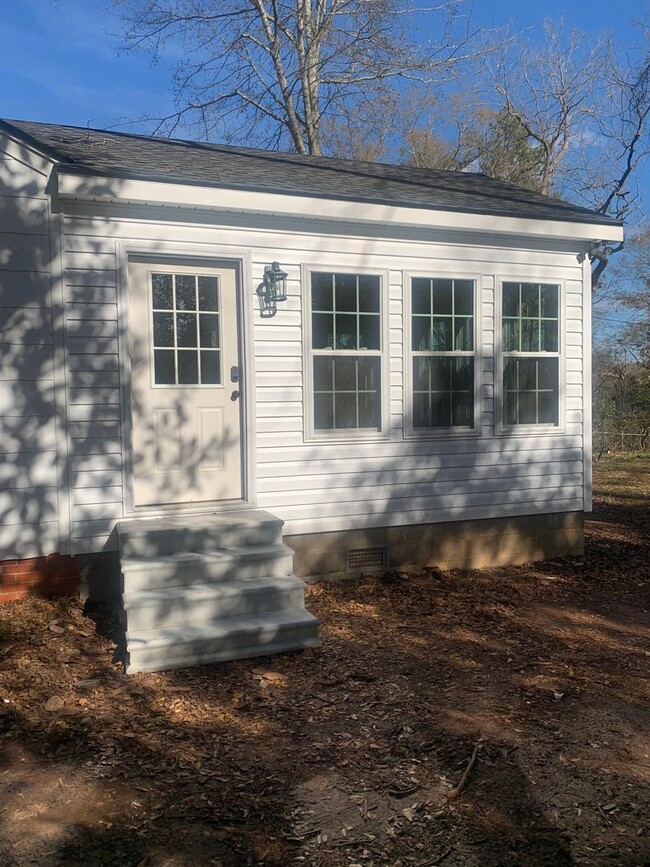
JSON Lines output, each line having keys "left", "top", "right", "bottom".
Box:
{"left": 1, "top": 118, "right": 619, "bottom": 226}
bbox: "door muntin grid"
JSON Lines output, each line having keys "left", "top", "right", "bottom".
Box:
{"left": 150, "top": 272, "right": 222, "bottom": 387}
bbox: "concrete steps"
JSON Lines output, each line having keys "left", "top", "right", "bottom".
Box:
{"left": 118, "top": 510, "right": 284, "bottom": 557}
{"left": 117, "top": 510, "right": 319, "bottom": 674}
{"left": 123, "top": 575, "right": 308, "bottom": 630}
{"left": 120, "top": 544, "right": 295, "bottom": 592}
{"left": 126, "top": 610, "right": 319, "bottom": 674}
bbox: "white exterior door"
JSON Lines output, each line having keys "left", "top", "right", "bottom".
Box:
{"left": 129, "top": 261, "right": 242, "bottom": 507}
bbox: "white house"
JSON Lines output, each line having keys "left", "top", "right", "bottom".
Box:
{"left": 0, "top": 119, "right": 623, "bottom": 671}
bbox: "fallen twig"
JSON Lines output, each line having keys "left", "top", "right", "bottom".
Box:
{"left": 417, "top": 849, "right": 451, "bottom": 866}
{"left": 598, "top": 805, "right": 613, "bottom": 826}
{"left": 388, "top": 783, "right": 419, "bottom": 798}
{"left": 307, "top": 691, "right": 336, "bottom": 705}
{"left": 446, "top": 740, "right": 483, "bottom": 800}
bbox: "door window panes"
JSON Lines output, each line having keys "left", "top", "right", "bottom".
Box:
{"left": 151, "top": 272, "right": 222, "bottom": 385}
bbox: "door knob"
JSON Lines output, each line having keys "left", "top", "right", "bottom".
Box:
{"left": 231, "top": 390, "right": 240, "bottom": 401}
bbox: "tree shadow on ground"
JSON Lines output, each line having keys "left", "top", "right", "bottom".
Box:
{"left": 1, "top": 524, "right": 649, "bottom": 867}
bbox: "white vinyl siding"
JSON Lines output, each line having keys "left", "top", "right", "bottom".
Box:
{"left": 0, "top": 134, "right": 60, "bottom": 558}
{"left": 55, "top": 200, "right": 590, "bottom": 554}
{"left": 64, "top": 244, "right": 124, "bottom": 552}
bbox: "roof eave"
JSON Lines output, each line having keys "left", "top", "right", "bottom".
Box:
{"left": 56, "top": 168, "right": 625, "bottom": 244}
{"left": 54, "top": 164, "right": 623, "bottom": 229}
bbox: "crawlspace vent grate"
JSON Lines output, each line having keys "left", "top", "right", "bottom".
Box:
{"left": 346, "top": 546, "right": 388, "bottom": 572}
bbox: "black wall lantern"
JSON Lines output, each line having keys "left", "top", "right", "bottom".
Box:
{"left": 256, "top": 261, "right": 288, "bottom": 317}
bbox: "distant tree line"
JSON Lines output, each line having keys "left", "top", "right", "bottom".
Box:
{"left": 594, "top": 230, "right": 650, "bottom": 452}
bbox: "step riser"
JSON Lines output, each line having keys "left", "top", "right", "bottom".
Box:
{"left": 118, "top": 510, "right": 318, "bottom": 675}
{"left": 124, "top": 585, "right": 306, "bottom": 630}
{"left": 120, "top": 524, "right": 283, "bottom": 558}
{"left": 122, "top": 553, "right": 294, "bottom": 593}
{"left": 127, "top": 623, "right": 320, "bottom": 674}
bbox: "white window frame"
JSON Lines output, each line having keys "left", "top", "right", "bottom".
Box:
{"left": 495, "top": 275, "right": 566, "bottom": 436}
{"left": 302, "top": 264, "right": 391, "bottom": 441}
{"left": 404, "top": 270, "right": 482, "bottom": 439}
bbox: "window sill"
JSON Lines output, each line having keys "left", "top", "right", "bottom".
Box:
{"left": 495, "top": 423, "right": 565, "bottom": 437}
{"left": 404, "top": 427, "right": 483, "bottom": 441}
{"left": 305, "top": 428, "right": 392, "bottom": 444}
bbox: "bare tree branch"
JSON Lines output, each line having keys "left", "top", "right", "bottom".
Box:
{"left": 111, "top": 0, "right": 487, "bottom": 154}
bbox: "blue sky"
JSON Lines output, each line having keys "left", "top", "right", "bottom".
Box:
{"left": 472, "top": 0, "right": 640, "bottom": 43}
{"left": 1, "top": 0, "right": 644, "bottom": 133}
{"left": 0, "top": 1, "right": 174, "bottom": 130}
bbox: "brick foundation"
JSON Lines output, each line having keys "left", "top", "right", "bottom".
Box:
{"left": 0, "top": 554, "right": 80, "bottom": 603}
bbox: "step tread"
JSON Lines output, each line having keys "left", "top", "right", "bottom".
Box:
{"left": 118, "top": 509, "right": 282, "bottom": 537}
{"left": 127, "top": 609, "right": 318, "bottom": 650}
{"left": 126, "top": 635, "right": 321, "bottom": 673}
{"left": 123, "top": 574, "right": 306, "bottom": 607}
{"left": 121, "top": 543, "right": 294, "bottom": 573}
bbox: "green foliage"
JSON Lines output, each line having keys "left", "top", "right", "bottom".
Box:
{"left": 400, "top": 107, "right": 545, "bottom": 188}
{"left": 477, "top": 111, "right": 544, "bottom": 191}
{"left": 593, "top": 343, "right": 650, "bottom": 441}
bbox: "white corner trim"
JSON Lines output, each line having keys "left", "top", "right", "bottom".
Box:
{"left": 582, "top": 256, "right": 593, "bottom": 512}
{"left": 57, "top": 171, "right": 625, "bottom": 245}
{"left": 48, "top": 204, "right": 73, "bottom": 555}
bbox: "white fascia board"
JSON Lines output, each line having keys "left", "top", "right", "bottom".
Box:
{"left": 56, "top": 171, "right": 625, "bottom": 244}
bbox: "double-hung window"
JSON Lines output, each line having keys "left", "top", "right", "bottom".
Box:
{"left": 309, "top": 271, "right": 384, "bottom": 435}
{"left": 409, "top": 276, "right": 476, "bottom": 432}
{"left": 500, "top": 281, "right": 561, "bottom": 427}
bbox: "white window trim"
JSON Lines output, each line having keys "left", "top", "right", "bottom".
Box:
{"left": 494, "top": 275, "right": 566, "bottom": 436}
{"left": 404, "top": 269, "right": 483, "bottom": 440}
{"left": 301, "top": 264, "right": 391, "bottom": 442}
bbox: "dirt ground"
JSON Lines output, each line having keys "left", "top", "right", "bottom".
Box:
{"left": 1, "top": 455, "right": 648, "bottom": 867}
